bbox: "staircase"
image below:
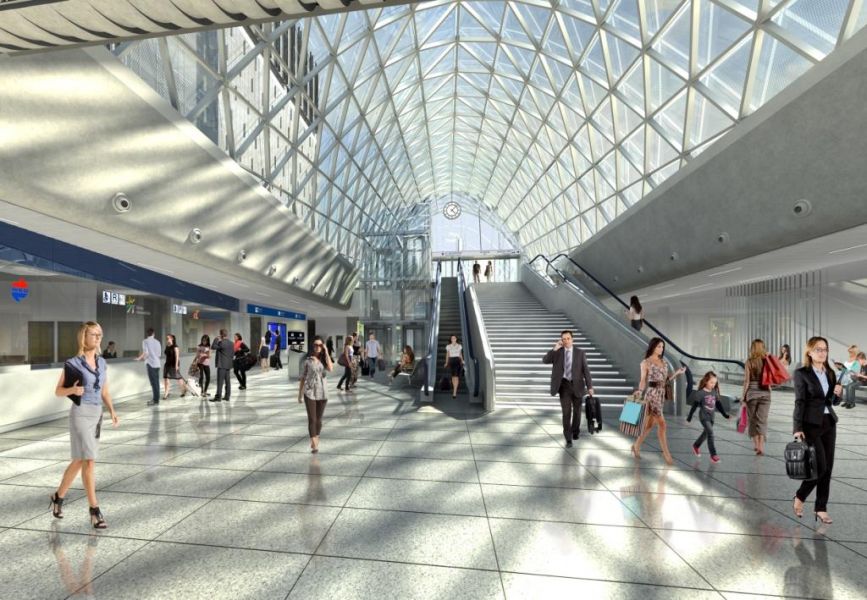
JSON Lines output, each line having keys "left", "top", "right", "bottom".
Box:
{"left": 475, "top": 283, "right": 633, "bottom": 406}
{"left": 436, "top": 277, "right": 467, "bottom": 394}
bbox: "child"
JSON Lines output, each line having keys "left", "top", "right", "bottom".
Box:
{"left": 687, "top": 371, "right": 730, "bottom": 463}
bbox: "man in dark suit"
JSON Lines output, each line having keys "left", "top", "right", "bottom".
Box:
{"left": 543, "top": 330, "right": 594, "bottom": 447}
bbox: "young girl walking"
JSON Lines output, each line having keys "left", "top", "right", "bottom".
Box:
{"left": 687, "top": 371, "right": 731, "bottom": 463}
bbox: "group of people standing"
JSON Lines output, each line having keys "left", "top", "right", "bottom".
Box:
{"left": 135, "top": 328, "right": 255, "bottom": 405}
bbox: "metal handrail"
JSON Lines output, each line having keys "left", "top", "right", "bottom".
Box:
{"left": 456, "top": 259, "right": 480, "bottom": 397}
{"left": 422, "top": 261, "right": 443, "bottom": 396}
{"left": 529, "top": 253, "right": 745, "bottom": 370}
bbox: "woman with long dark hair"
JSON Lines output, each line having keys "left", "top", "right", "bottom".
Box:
{"left": 390, "top": 345, "right": 416, "bottom": 380}
{"left": 233, "top": 333, "right": 250, "bottom": 390}
{"left": 50, "top": 321, "right": 119, "bottom": 529}
{"left": 631, "top": 337, "right": 686, "bottom": 465}
{"left": 627, "top": 296, "right": 644, "bottom": 331}
{"left": 337, "top": 336, "right": 354, "bottom": 391}
{"left": 196, "top": 334, "right": 211, "bottom": 398}
{"left": 779, "top": 344, "right": 792, "bottom": 368}
{"left": 298, "top": 338, "right": 333, "bottom": 452}
{"left": 163, "top": 333, "right": 187, "bottom": 400}
{"left": 792, "top": 337, "right": 842, "bottom": 524}
{"left": 443, "top": 335, "right": 464, "bottom": 399}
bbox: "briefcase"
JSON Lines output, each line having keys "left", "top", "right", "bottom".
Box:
{"left": 584, "top": 395, "right": 602, "bottom": 434}
{"left": 784, "top": 440, "right": 818, "bottom": 481}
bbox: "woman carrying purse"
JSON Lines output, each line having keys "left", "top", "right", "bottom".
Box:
{"left": 792, "top": 336, "right": 842, "bottom": 525}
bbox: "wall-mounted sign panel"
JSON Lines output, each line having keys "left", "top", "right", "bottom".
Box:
{"left": 247, "top": 303, "right": 305, "bottom": 320}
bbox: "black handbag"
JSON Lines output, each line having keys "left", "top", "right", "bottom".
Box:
{"left": 784, "top": 439, "right": 818, "bottom": 481}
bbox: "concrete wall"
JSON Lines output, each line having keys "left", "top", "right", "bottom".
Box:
{"left": 570, "top": 28, "right": 867, "bottom": 294}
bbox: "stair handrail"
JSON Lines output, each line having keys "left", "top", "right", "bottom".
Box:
{"left": 529, "top": 254, "right": 744, "bottom": 371}
{"left": 456, "top": 259, "right": 480, "bottom": 397}
{"left": 422, "top": 261, "right": 443, "bottom": 396}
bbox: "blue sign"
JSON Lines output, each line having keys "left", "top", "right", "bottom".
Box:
{"left": 11, "top": 278, "right": 29, "bottom": 302}
{"left": 247, "top": 303, "right": 305, "bottom": 320}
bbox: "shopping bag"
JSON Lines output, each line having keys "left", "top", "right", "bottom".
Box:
{"left": 619, "top": 399, "right": 645, "bottom": 438}
{"left": 737, "top": 404, "right": 749, "bottom": 434}
{"left": 185, "top": 378, "right": 201, "bottom": 397}
{"left": 762, "top": 355, "right": 791, "bottom": 387}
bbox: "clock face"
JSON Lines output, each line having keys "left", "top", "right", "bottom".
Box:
{"left": 443, "top": 201, "right": 462, "bottom": 220}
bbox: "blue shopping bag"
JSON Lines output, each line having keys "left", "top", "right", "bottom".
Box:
{"left": 619, "top": 401, "right": 643, "bottom": 425}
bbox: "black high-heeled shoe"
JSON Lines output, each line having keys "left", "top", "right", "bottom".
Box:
{"left": 49, "top": 492, "right": 64, "bottom": 519}
{"left": 815, "top": 511, "right": 833, "bottom": 524}
{"left": 89, "top": 506, "right": 107, "bottom": 529}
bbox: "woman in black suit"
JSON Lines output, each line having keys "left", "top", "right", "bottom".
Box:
{"left": 792, "top": 336, "right": 842, "bottom": 524}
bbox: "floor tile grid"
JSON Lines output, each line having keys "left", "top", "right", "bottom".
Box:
{"left": 511, "top": 404, "right": 726, "bottom": 597}
{"left": 466, "top": 416, "right": 512, "bottom": 600}
{"left": 55, "top": 387, "right": 363, "bottom": 599}
{"left": 282, "top": 398, "right": 411, "bottom": 600}
{"left": 593, "top": 401, "right": 867, "bottom": 598}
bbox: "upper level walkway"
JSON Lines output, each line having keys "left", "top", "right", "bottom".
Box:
{"left": 1, "top": 368, "right": 866, "bottom": 598}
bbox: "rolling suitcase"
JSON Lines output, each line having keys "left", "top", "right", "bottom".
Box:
{"left": 584, "top": 395, "right": 602, "bottom": 434}
{"left": 361, "top": 362, "right": 370, "bottom": 376}
{"left": 270, "top": 354, "right": 278, "bottom": 368}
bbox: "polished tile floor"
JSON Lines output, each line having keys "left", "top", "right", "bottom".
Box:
{"left": 2, "top": 370, "right": 867, "bottom": 599}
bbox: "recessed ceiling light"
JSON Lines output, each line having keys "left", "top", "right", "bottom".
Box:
{"left": 708, "top": 267, "right": 742, "bottom": 278}
{"left": 829, "top": 242, "right": 867, "bottom": 255}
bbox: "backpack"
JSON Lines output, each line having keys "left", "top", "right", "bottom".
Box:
{"left": 761, "top": 355, "right": 790, "bottom": 387}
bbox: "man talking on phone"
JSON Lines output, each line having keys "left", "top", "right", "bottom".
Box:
{"left": 543, "top": 330, "right": 594, "bottom": 447}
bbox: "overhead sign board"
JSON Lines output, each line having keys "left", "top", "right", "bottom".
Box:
{"left": 247, "top": 303, "right": 305, "bottom": 320}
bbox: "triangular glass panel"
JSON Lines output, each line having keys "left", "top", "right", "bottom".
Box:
{"left": 458, "top": 3, "right": 494, "bottom": 40}
{"left": 646, "top": 124, "right": 679, "bottom": 171}
{"left": 688, "top": 91, "right": 734, "bottom": 149}
{"left": 415, "top": 4, "right": 450, "bottom": 45}
{"left": 429, "top": 6, "right": 458, "bottom": 45}
{"left": 607, "top": 0, "right": 641, "bottom": 45}
{"left": 545, "top": 13, "right": 569, "bottom": 56}
{"left": 651, "top": 5, "right": 691, "bottom": 77}
{"left": 695, "top": 0, "right": 752, "bottom": 69}
{"left": 645, "top": 0, "right": 683, "bottom": 38}
{"left": 647, "top": 56, "right": 686, "bottom": 113}
{"left": 771, "top": 0, "right": 848, "bottom": 58}
{"left": 581, "top": 34, "right": 609, "bottom": 85}
{"left": 699, "top": 35, "right": 751, "bottom": 118}
{"left": 604, "top": 32, "right": 641, "bottom": 82}
{"left": 653, "top": 89, "right": 687, "bottom": 151}
{"left": 558, "top": 12, "right": 597, "bottom": 56}
{"left": 503, "top": 4, "right": 535, "bottom": 48}
{"left": 580, "top": 72, "right": 608, "bottom": 112}
{"left": 615, "top": 60, "right": 645, "bottom": 116}
{"left": 616, "top": 149, "right": 642, "bottom": 188}
{"left": 748, "top": 34, "right": 813, "bottom": 112}
{"left": 611, "top": 96, "right": 643, "bottom": 140}
{"left": 514, "top": 2, "right": 553, "bottom": 47}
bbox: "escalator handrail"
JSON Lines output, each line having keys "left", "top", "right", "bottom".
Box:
{"left": 422, "top": 261, "right": 443, "bottom": 395}
{"left": 456, "top": 259, "right": 480, "bottom": 397}
{"left": 528, "top": 254, "right": 745, "bottom": 370}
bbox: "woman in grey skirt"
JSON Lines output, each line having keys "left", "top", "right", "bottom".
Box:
{"left": 49, "top": 321, "right": 119, "bottom": 529}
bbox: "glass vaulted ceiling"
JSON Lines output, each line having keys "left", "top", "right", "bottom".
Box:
{"left": 116, "top": 0, "right": 867, "bottom": 262}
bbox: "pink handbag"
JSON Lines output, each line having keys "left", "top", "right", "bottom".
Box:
{"left": 737, "top": 404, "right": 749, "bottom": 434}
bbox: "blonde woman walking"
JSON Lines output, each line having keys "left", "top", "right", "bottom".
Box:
{"left": 742, "top": 339, "right": 772, "bottom": 455}
{"left": 50, "top": 321, "right": 119, "bottom": 529}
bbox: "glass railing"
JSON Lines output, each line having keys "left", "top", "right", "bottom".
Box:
{"left": 456, "top": 259, "right": 480, "bottom": 398}
{"left": 529, "top": 254, "right": 746, "bottom": 400}
{"left": 422, "top": 261, "right": 442, "bottom": 397}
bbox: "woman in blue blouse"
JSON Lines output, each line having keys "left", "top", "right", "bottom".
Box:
{"left": 49, "top": 321, "right": 119, "bottom": 529}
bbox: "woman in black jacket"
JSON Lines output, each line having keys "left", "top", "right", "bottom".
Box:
{"left": 792, "top": 336, "right": 842, "bottom": 524}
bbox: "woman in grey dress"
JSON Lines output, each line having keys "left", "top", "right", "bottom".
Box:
{"left": 49, "top": 321, "right": 119, "bottom": 529}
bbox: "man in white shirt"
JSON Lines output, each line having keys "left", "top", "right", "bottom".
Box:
{"left": 364, "top": 333, "right": 381, "bottom": 378}
{"left": 136, "top": 328, "right": 162, "bottom": 406}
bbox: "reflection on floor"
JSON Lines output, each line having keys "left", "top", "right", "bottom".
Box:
{"left": 1, "top": 369, "right": 867, "bottom": 599}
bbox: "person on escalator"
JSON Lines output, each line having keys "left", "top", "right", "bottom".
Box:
{"left": 626, "top": 296, "right": 644, "bottom": 332}
{"left": 443, "top": 335, "right": 464, "bottom": 399}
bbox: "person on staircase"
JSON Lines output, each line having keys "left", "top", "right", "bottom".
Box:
{"left": 443, "top": 335, "right": 464, "bottom": 399}
{"left": 543, "top": 330, "right": 594, "bottom": 448}
{"left": 631, "top": 337, "right": 686, "bottom": 465}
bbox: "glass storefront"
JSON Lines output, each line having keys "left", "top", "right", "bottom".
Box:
{"left": 0, "top": 262, "right": 230, "bottom": 366}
